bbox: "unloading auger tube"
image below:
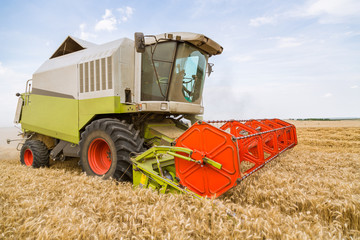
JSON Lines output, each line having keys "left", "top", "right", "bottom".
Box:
{"left": 132, "top": 118, "right": 297, "bottom": 199}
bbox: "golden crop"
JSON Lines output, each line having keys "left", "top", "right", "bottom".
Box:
{"left": 0, "top": 120, "right": 359, "bottom": 239}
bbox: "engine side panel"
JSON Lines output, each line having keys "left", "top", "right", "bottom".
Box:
{"left": 20, "top": 94, "right": 79, "bottom": 143}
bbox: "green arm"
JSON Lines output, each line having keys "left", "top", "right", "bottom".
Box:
{"left": 133, "top": 146, "right": 222, "bottom": 169}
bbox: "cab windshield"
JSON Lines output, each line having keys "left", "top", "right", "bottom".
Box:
{"left": 141, "top": 42, "right": 208, "bottom": 104}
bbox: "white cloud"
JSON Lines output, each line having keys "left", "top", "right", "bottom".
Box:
{"left": 79, "top": 23, "right": 97, "bottom": 40}
{"left": 305, "top": 0, "right": 360, "bottom": 17}
{"left": 351, "top": 85, "right": 359, "bottom": 89}
{"left": 292, "top": 0, "right": 360, "bottom": 23}
{"left": 93, "top": 7, "right": 134, "bottom": 32}
{"left": 250, "top": 0, "right": 360, "bottom": 26}
{"left": 267, "top": 37, "right": 304, "bottom": 48}
{"left": 117, "top": 6, "right": 134, "bottom": 22}
{"left": 249, "top": 16, "right": 276, "bottom": 27}
{"left": 277, "top": 37, "right": 303, "bottom": 48}
{"left": 323, "top": 93, "right": 333, "bottom": 98}
{"left": 95, "top": 9, "right": 117, "bottom": 32}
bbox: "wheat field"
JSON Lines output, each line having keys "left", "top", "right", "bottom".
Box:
{"left": 0, "top": 120, "right": 359, "bottom": 239}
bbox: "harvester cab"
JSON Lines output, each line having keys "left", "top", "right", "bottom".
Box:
{"left": 14, "top": 32, "right": 297, "bottom": 199}
{"left": 134, "top": 32, "right": 222, "bottom": 121}
{"left": 137, "top": 33, "right": 218, "bottom": 101}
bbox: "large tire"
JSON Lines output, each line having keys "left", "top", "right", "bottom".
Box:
{"left": 20, "top": 140, "right": 49, "bottom": 168}
{"left": 79, "top": 118, "right": 144, "bottom": 181}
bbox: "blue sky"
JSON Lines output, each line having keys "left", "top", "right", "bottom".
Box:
{"left": 0, "top": 0, "right": 359, "bottom": 126}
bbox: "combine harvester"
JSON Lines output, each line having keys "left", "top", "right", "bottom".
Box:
{"left": 13, "top": 32, "right": 297, "bottom": 199}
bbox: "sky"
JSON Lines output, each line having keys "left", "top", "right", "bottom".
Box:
{"left": 0, "top": 0, "right": 359, "bottom": 127}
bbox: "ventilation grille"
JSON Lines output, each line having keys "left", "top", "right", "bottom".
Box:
{"left": 107, "top": 56, "right": 112, "bottom": 89}
{"left": 90, "top": 61, "right": 94, "bottom": 92}
{"left": 85, "top": 62, "right": 89, "bottom": 92}
{"left": 101, "top": 58, "right": 106, "bottom": 90}
{"left": 79, "top": 57, "right": 113, "bottom": 93}
{"left": 95, "top": 60, "right": 100, "bottom": 91}
{"left": 79, "top": 64, "right": 84, "bottom": 93}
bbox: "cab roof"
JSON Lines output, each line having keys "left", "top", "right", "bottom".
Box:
{"left": 144, "top": 32, "right": 223, "bottom": 56}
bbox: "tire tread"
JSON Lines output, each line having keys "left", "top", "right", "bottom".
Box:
{"left": 79, "top": 118, "right": 145, "bottom": 181}
{"left": 20, "top": 140, "right": 49, "bottom": 168}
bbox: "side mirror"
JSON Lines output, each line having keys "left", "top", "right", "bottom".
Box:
{"left": 134, "top": 32, "right": 145, "bottom": 53}
{"left": 207, "top": 63, "right": 214, "bottom": 77}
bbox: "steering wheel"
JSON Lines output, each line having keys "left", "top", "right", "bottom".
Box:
{"left": 182, "top": 77, "right": 194, "bottom": 101}
{"left": 158, "top": 77, "right": 168, "bottom": 84}
{"left": 182, "top": 85, "right": 192, "bottom": 102}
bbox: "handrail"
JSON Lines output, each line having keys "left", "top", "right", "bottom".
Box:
{"left": 24, "top": 79, "right": 32, "bottom": 105}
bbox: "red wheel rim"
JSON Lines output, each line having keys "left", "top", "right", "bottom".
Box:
{"left": 24, "top": 149, "right": 33, "bottom": 166}
{"left": 88, "top": 138, "right": 112, "bottom": 175}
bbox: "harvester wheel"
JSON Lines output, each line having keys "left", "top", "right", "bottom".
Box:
{"left": 20, "top": 140, "right": 49, "bottom": 168}
{"left": 79, "top": 118, "right": 144, "bottom": 181}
